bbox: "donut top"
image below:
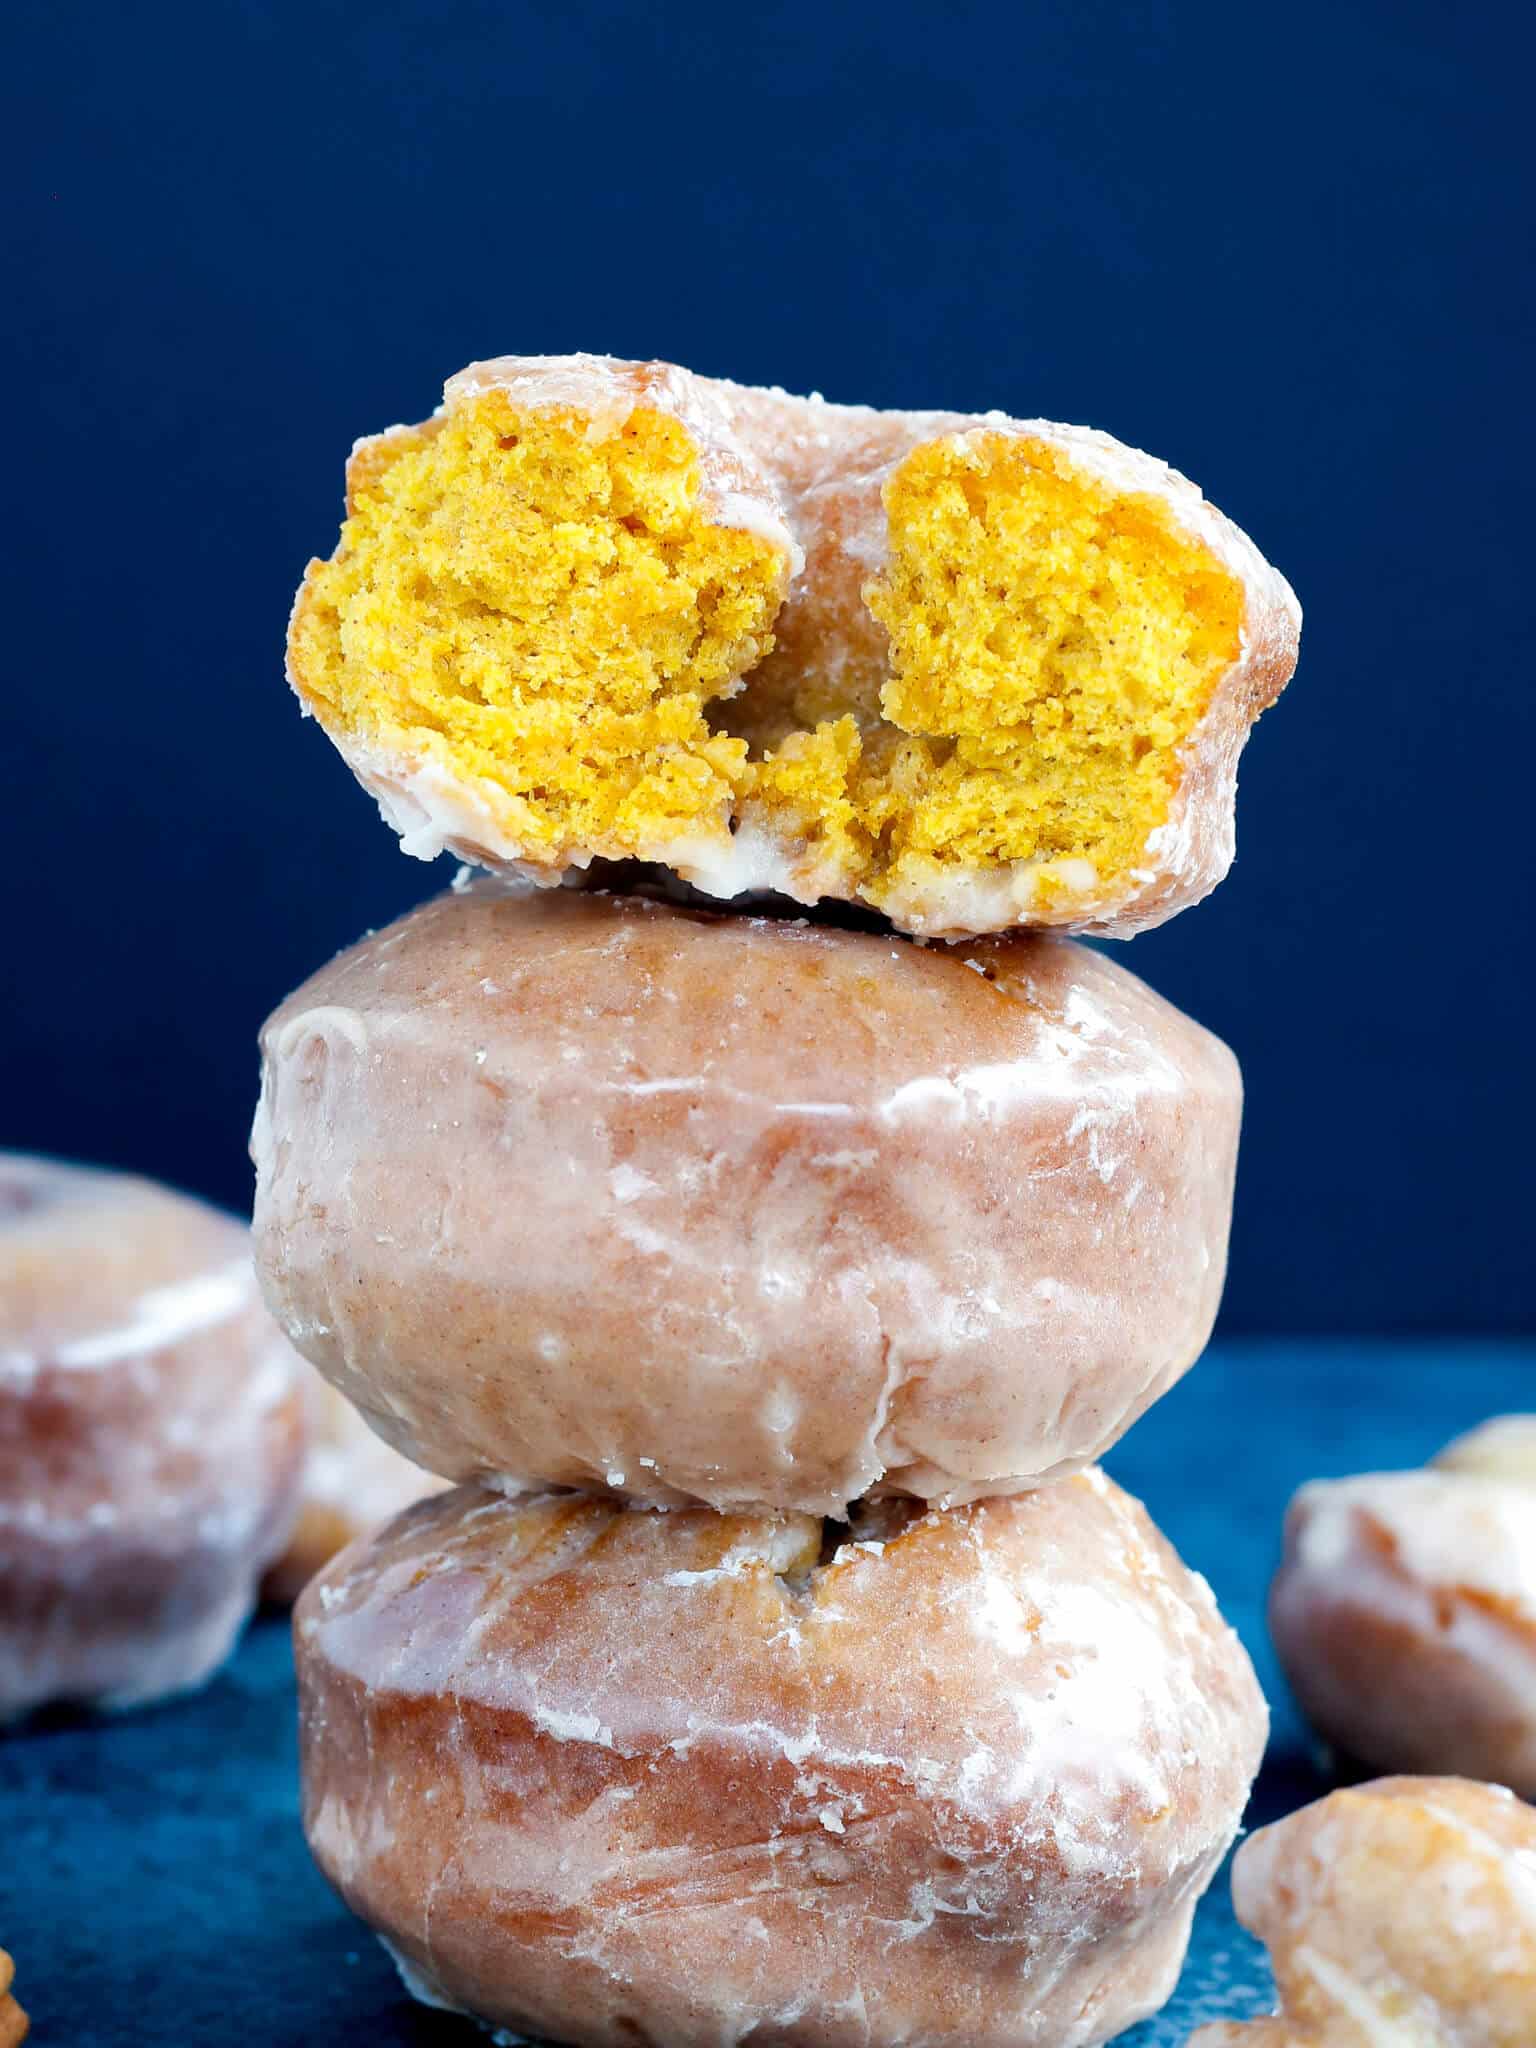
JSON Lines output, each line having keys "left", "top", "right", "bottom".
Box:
{"left": 0, "top": 1154, "right": 259, "bottom": 1373}
{"left": 442, "top": 354, "right": 806, "bottom": 567}
{"left": 301, "top": 1469, "right": 1265, "bottom": 1886}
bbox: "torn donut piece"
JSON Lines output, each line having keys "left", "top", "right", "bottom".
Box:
{"left": 296, "top": 1472, "right": 1265, "bottom": 2048}
{"left": 251, "top": 882, "right": 1243, "bottom": 1515}
{"left": 288, "top": 354, "right": 1300, "bottom": 938}
{"left": 289, "top": 358, "right": 797, "bottom": 887}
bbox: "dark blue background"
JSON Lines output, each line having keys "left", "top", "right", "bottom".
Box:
{"left": 4, "top": 0, "right": 1531, "bottom": 1331}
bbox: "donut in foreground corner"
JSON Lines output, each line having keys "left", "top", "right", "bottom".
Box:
{"left": 287, "top": 353, "right": 1300, "bottom": 938}
{"left": 296, "top": 1471, "right": 1266, "bottom": 2048}
{"left": 1188, "top": 1777, "right": 1536, "bottom": 2046}
{"left": 253, "top": 882, "right": 1242, "bottom": 1514}
{"left": 0, "top": 1155, "right": 304, "bottom": 1716}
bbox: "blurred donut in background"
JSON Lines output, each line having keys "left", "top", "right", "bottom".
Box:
{"left": 0, "top": 1154, "right": 304, "bottom": 1716}
{"left": 1271, "top": 1415, "right": 1536, "bottom": 1793}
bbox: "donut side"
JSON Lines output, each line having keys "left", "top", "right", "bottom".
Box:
{"left": 0, "top": 1155, "right": 306, "bottom": 1715}
{"left": 296, "top": 1473, "right": 1265, "bottom": 2048}
{"left": 252, "top": 884, "right": 1241, "bottom": 1513}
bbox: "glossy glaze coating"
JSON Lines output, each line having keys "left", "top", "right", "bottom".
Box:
{"left": 298, "top": 1472, "right": 1265, "bottom": 2048}
{"left": 253, "top": 882, "right": 1241, "bottom": 1512}
{"left": 0, "top": 1155, "right": 304, "bottom": 1716}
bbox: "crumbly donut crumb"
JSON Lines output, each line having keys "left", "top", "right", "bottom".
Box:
{"left": 725, "top": 430, "right": 1244, "bottom": 917}
{"left": 292, "top": 392, "right": 786, "bottom": 868}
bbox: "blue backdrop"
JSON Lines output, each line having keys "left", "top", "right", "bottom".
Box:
{"left": 4, "top": 0, "right": 1531, "bottom": 1331}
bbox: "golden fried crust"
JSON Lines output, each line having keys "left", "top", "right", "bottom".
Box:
{"left": 0, "top": 1951, "right": 26, "bottom": 2048}
{"left": 296, "top": 1473, "right": 1266, "bottom": 2048}
{"left": 1270, "top": 1427, "right": 1536, "bottom": 1795}
{"left": 261, "top": 1374, "right": 445, "bottom": 1605}
{"left": 0, "top": 1154, "right": 305, "bottom": 1716}
{"left": 1187, "top": 1777, "right": 1536, "bottom": 2047}
{"left": 252, "top": 882, "right": 1242, "bottom": 1513}
{"left": 288, "top": 353, "right": 1299, "bottom": 938}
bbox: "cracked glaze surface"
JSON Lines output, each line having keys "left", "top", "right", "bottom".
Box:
{"left": 253, "top": 882, "right": 1241, "bottom": 1513}
{"left": 0, "top": 1154, "right": 305, "bottom": 1715}
{"left": 297, "top": 1471, "right": 1265, "bottom": 2048}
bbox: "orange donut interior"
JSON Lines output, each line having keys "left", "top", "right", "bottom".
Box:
{"left": 289, "top": 392, "right": 785, "bottom": 864}
{"left": 734, "top": 433, "right": 1244, "bottom": 917}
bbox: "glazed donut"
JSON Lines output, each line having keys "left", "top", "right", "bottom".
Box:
{"left": 296, "top": 1469, "right": 1266, "bottom": 2048}
{"left": 287, "top": 353, "right": 1299, "bottom": 938}
{"left": 262, "top": 1372, "right": 446, "bottom": 1605}
{"left": 1270, "top": 1434, "right": 1536, "bottom": 1794}
{"left": 252, "top": 881, "right": 1242, "bottom": 1514}
{"left": 0, "top": 1154, "right": 304, "bottom": 1717}
{"left": 1187, "top": 1777, "right": 1536, "bottom": 2047}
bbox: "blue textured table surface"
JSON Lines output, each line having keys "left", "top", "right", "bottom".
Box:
{"left": 5, "top": 1340, "right": 1533, "bottom": 2045}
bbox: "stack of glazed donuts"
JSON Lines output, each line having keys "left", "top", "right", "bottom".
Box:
{"left": 257, "top": 354, "right": 1301, "bottom": 2048}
